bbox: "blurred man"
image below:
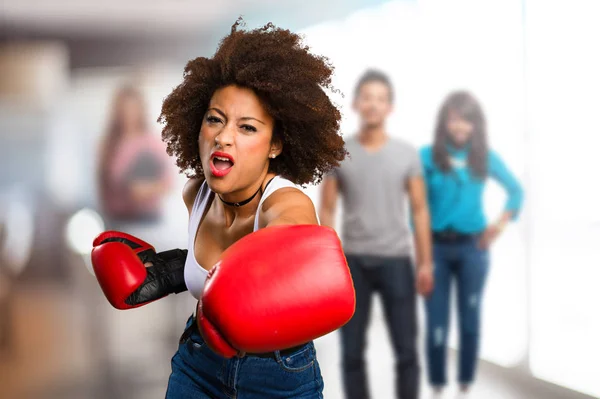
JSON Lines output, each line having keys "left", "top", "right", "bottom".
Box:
{"left": 319, "top": 70, "right": 433, "bottom": 399}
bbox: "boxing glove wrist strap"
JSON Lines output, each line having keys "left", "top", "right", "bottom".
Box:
{"left": 125, "top": 248, "right": 188, "bottom": 306}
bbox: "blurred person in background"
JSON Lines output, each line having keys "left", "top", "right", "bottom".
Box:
{"left": 0, "top": 219, "right": 7, "bottom": 352}
{"left": 420, "top": 91, "right": 524, "bottom": 398}
{"left": 97, "top": 85, "right": 173, "bottom": 227}
{"left": 90, "top": 19, "right": 355, "bottom": 399}
{"left": 319, "top": 69, "right": 434, "bottom": 399}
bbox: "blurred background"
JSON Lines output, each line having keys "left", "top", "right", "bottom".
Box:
{"left": 0, "top": 0, "right": 598, "bottom": 398}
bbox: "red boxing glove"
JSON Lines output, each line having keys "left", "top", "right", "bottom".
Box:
{"left": 91, "top": 231, "right": 187, "bottom": 309}
{"left": 198, "top": 224, "right": 355, "bottom": 358}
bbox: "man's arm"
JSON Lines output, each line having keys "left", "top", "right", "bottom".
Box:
{"left": 407, "top": 176, "right": 434, "bottom": 296}
{"left": 318, "top": 176, "right": 339, "bottom": 229}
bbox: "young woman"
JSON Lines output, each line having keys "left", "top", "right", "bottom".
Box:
{"left": 90, "top": 19, "right": 354, "bottom": 399}
{"left": 97, "top": 85, "right": 173, "bottom": 224}
{"left": 420, "top": 91, "right": 524, "bottom": 398}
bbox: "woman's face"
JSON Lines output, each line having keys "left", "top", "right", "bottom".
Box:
{"left": 199, "top": 85, "right": 278, "bottom": 197}
{"left": 445, "top": 109, "right": 474, "bottom": 147}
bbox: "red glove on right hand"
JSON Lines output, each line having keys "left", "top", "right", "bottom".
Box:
{"left": 91, "top": 231, "right": 187, "bottom": 309}
{"left": 198, "top": 224, "right": 355, "bottom": 358}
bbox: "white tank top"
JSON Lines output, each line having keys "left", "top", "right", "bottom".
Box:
{"left": 183, "top": 176, "right": 302, "bottom": 299}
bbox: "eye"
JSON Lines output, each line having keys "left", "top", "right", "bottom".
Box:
{"left": 241, "top": 124, "right": 257, "bottom": 133}
{"left": 206, "top": 115, "right": 222, "bottom": 124}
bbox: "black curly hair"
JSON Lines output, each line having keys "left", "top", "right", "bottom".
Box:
{"left": 158, "top": 18, "right": 346, "bottom": 186}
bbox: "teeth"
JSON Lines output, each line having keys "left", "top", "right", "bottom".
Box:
{"left": 214, "top": 156, "right": 231, "bottom": 162}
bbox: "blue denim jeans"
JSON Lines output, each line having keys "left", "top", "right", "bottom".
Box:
{"left": 166, "top": 316, "right": 324, "bottom": 398}
{"left": 425, "top": 237, "right": 490, "bottom": 387}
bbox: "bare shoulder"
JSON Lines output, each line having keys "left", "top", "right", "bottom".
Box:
{"left": 260, "top": 187, "right": 318, "bottom": 227}
{"left": 264, "top": 187, "right": 314, "bottom": 209}
{"left": 182, "top": 178, "right": 204, "bottom": 215}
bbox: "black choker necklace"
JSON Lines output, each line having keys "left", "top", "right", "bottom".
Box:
{"left": 218, "top": 187, "right": 261, "bottom": 207}
{"left": 218, "top": 177, "right": 275, "bottom": 207}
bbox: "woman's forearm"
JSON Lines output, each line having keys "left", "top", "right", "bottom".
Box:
{"left": 495, "top": 211, "right": 513, "bottom": 231}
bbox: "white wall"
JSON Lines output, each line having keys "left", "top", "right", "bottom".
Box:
{"left": 525, "top": 0, "right": 600, "bottom": 397}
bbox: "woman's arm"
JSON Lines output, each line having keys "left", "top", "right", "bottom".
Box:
{"left": 479, "top": 151, "right": 524, "bottom": 248}
{"left": 490, "top": 151, "right": 524, "bottom": 220}
{"left": 318, "top": 176, "right": 339, "bottom": 229}
{"left": 199, "top": 199, "right": 352, "bottom": 358}
{"left": 259, "top": 188, "right": 319, "bottom": 228}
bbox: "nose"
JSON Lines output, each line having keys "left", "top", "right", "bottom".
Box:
{"left": 215, "top": 123, "right": 235, "bottom": 148}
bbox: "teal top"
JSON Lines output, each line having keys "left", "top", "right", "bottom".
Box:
{"left": 420, "top": 144, "right": 524, "bottom": 233}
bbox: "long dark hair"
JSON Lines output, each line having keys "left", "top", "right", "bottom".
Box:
{"left": 97, "top": 85, "right": 148, "bottom": 201}
{"left": 433, "top": 91, "right": 488, "bottom": 178}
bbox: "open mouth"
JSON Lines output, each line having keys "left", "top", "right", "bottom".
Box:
{"left": 210, "top": 152, "right": 235, "bottom": 177}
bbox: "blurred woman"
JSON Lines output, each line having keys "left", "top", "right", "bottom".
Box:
{"left": 420, "top": 91, "right": 524, "bottom": 398}
{"left": 97, "top": 85, "right": 173, "bottom": 225}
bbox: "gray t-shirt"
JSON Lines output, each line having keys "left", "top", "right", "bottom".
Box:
{"left": 332, "top": 135, "right": 422, "bottom": 257}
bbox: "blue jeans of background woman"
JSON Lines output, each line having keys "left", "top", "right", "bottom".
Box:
{"left": 166, "top": 316, "right": 324, "bottom": 398}
{"left": 425, "top": 234, "right": 489, "bottom": 387}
